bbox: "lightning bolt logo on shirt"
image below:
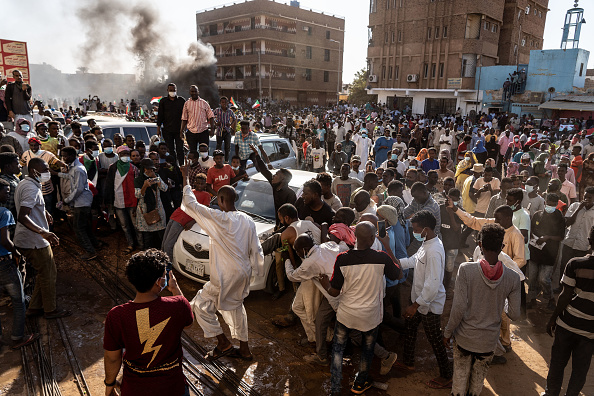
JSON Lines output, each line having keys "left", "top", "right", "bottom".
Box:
{"left": 136, "top": 308, "right": 170, "bottom": 367}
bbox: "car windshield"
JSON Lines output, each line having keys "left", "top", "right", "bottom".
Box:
{"left": 235, "top": 179, "right": 275, "bottom": 222}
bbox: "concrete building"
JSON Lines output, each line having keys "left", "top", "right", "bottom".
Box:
{"left": 196, "top": 0, "right": 345, "bottom": 107}
{"left": 366, "top": 0, "right": 548, "bottom": 116}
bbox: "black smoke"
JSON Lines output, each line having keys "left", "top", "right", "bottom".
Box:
{"left": 76, "top": 0, "right": 219, "bottom": 105}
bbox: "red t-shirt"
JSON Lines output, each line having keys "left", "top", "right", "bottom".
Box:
{"left": 170, "top": 190, "right": 211, "bottom": 226}
{"left": 103, "top": 295, "right": 194, "bottom": 396}
{"left": 206, "top": 165, "right": 236, "bottom": 192}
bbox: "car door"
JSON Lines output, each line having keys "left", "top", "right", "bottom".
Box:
{"left": 275, "top": 139, "right": 297, "bottom": 169}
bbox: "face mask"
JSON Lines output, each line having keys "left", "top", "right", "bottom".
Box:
{"left": 97, "top": 134, "right": 104, "bottom": 140}
{"left": 91, "top": 150, "right": 99, "bottom": 157}
{"left": 391, "top": 154, "right": 398, "bottom": 160}
{"left": 544, "top": 205, "right": 556, "bottom": 214}
{"left": 104, "top": 147, "right": 113, "bottom": 154}
{"left": 413, "top": 229, "right": 426, "bottom": 242}
{"left": 408, "top": 155, "right": 415, "bottom": 160}
{"left": 201, "top": 152, "right": 208, "bottom": 159}
{"left": 39, "top": 171, "right": 51, "bottom": 183}
{"left": 525, "top": 185, "right": 534, "bottom": 193}
{"left": 409, "top": 165, "right": 416, "bottom": 170}
{"left": 454, "top": 200, "right": 461, "bottom": 206}
{"left": 20, "top": 124, "right": 30, "bottom": 132}
{"left": 232, "top": 166, "right": 239, "bottom": 171}
{"left": 120, "top": 156, "right": 131, "bottom": 163}
{"left": 510, "top": 203, "right": 518, "bottom": 211}
{"left": 169, "top": 91, "right": 176, "bottom": 97}
{"left": 362, "top": 133, "right": 367, "bottom": 138}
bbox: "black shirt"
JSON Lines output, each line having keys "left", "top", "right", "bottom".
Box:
{"left": 253, "top": 153, "right": 297, "bottom": 225}
{"left": 530, "top": 209, "right": 565, "bottom": 265}
{"left": 157, "top": 96, "right": 186, "bottom": 134}
{"left": 295, "top": 198, "right": 335, "bottom": 225}
{"left": 440, "top": 204, "right": 463, "bottom": 250}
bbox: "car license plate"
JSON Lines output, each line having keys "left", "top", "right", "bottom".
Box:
{"left": 186, "top": 259, "right": 205, "bottom": 277}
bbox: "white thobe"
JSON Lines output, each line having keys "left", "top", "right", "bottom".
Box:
{"left": 352, "top": 134, "right": 372, "bottom": 164}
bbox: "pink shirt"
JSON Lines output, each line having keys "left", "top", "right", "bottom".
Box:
{"left": 498, "top": 133, "right": 512, "bottom": 155}
{"left": 181, "top": 97, "right": 214, "bottom": 134}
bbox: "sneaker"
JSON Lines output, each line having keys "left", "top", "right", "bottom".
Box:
{"left": 380, "top": 352, "right": 397, "bottom": 375}
{"left": 303, "top": 353, "right": 329, "bottom": 366}
{"left": 491, "top": 355, "right": 507, "bottom": 365}
{"left": 351, "top": 380, "right": 372, "bottom": 394}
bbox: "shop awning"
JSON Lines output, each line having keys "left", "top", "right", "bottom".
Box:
{"left": 539, "top": 101, "right": 594, "bottom": 111}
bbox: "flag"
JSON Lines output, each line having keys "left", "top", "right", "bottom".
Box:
{"left": 252, "top": 100, "right": 261, "bottom": 109}
{"left": 366, "top": 114, "right": 371, "bottom": 121}
{"left": 150, "top": 96, "right": 162, "bottom": 104}
{"left": 140, "top": 108, "right": 144, "bottom": 116}
{"left": 230, "top": 97, "right": 239, "bottom": 108}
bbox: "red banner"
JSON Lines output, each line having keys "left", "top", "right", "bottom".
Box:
{"left": 0, "top": 39, "right": 30, "bottom": 83}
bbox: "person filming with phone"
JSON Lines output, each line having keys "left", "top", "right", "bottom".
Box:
{"left": 134, "top": 159, "right": 168, "bottom": 250}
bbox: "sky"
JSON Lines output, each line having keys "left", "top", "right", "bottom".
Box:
{"left": 3, "top": 0, "right": 593, "bottom": 84}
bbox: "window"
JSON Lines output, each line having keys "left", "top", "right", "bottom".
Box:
{"left": 382, "top": 65, "right": 386, "bottom": 80}
{"left": 514, "top": 44, "right": 518, "bottom": 55}
{"left": 539, "top": 11, "right": 542, "bottom": 18}
{"left": 395, "top": 65, "right": 399, "bottom": 80}
{"left": 439, "top": 63, "right": 444, "bottom": 78}
{"left": 465, "top": 14, "right": 481, "bottom": 39}
{"left": 399, "top": 0, "right": 403, "bottom": 7}
{"left": 370, "top": 0, "right": 377, "bottom": 13}
{"left": 398, "top": 30, "right": 402, "bottom": 42}
{"left": 324, "top": 71, "right": 329, "bottom": 82}
{"left": 326, "top": 30, "right": 330, "bottom": 39}
{"left": 305, "top": 68, "right": 312, "bottom": 81}
{"left": 423, "top": 63, "right": 429, "bottom": 78}
{"left": 580, "top": 63, "right": 584, "bottom": 77}
{"left": 427, "top": 27, "right": 432, "bottom": 39}
{"left": 386, "top": 0, "right": 390, "bottom": 9}
{"left": 461, "top": 54, "right": 477, "bottom": 77}
{"left": 306, "top": 46, "right": 312, "bottom": 59}
{"left": 368, "top": 27, "right": 374, "bottom": 46}
{"left": 534, "top": 9, "right": 537, "bottom": 15}
{"left": 385, "top": 31, "right": 389, "bottom": 43}
{"left": 525, "top": 6, "right": 530, "bottom": 14}
{"left": 492, "top": 24, "right": 498, "bottom": 33}
{"left": 443, "top": 26, "right": 448, "bottom": 38}
{"left": 276, "top": 141, "right": 291, "bottom": 160}
{"left": 521, "top": 38, "right": 526, "bottom": 46}
{"left": 391, "top": 31, "right": 395, "bottom": 43}
{"left": 431, "top": 63, "right": 436, "bottom": 78}
{"left": 388, "top": 66, "right": 393, "bottom": 79}
{"left": 484, "top": 21, "right": 490, "bottom": 30}
{"left": 435, "top": 27, "right": 440, "bottom": 39}
{"left": 307, "top": 26, "right": 312, "bottom": 35}
{"left": 324, "top": 49, "right": 330, "bottom": 62}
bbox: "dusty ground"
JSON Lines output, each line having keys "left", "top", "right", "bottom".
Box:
{"left": 0, "top": 222, "right": 592, "bottom": 396}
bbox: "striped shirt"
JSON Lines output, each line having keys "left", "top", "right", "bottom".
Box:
{"left": 234, "top": 131, "right": 261, "bottom": 160}
{"left": 213, "top": 107, "right": 236, "bottom": 136}
{"left": 557, "top": 255, "right": 594, "bottom": 339}
{"left": 181, "top": 97, "right": 214, "bottom": 134}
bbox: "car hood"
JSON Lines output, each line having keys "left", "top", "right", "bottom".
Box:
{"left": 181, "top": 218, "right": 276, "bottom": 250}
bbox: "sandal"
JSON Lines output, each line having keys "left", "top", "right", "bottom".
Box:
{"left": 393, "top": 360, "right": 415, "bottom": 372}
{"left": 205, "top": 345, "right": 234, "bottom": 361}
{"left": 228, "top": 347, "right": 253, "bottom": 361}
{"left": 426, "top": 377, "right": 453, "bottom": 389}
{"left": 44, "top": 309, "right": 72, "bottom": 320}
{"left": 122, "top": 246, "right": 134, "bottom": 254}
{"left": 11, "top": 333, "right": 40, "bottom": 350}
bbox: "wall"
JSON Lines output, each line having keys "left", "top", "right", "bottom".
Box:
{"left": 525, "top": 48, "right": 590, "bottom": 92}
{"left": 475, "top": 65, "right": 519, "bottom": 90}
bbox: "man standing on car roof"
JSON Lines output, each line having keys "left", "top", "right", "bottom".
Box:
{"left": 180, "top": 85, "right": 215, "bottom": 156}
{"left": 157, "top": 83, "right": 186, "bottom": 166}
{"left": 234, "top": 121, "right": 273, "bottom": 170}
{"left": 181, "top": 164, "right": 264, "bottom": 361}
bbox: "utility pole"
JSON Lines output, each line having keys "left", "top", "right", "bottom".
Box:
{"left": 269, "top": 63, "right": 272, "bottom": 99}
{"left": 258, "top": 50, "right": 262, "bottom": 100}
{"left": 329, "top": 39, "right": 342, "bottom": 105}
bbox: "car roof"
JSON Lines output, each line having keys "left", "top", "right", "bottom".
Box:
{"left": 88, "top": 122, "right": 157, "bottom": 128}
{"left": 249, "top": 169, "right": 317, "bottom": 189}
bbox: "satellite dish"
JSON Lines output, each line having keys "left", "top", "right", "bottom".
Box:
{"left": 548, "top": 87, "right": 556, "bottom": 93}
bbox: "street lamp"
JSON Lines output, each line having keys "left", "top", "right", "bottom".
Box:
{"left": 329, "top": 39, "right": 342, "bottom": 105}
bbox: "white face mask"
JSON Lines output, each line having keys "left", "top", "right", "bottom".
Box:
{"left": 201, "top": 152, "right": 208, "bottom": 159}
{"left": 232, "top": 166, "right": 239, "bottom": 171}
{"left": 168, "top": 91, "right": 176, "bottom": 98}
{"left": 39, "top": 171, "right": 51, "bottom": 183}
{"left": 21, "top": 124, "right": 30, "bottom": 132}
{"left": 92, "top": 150, "right": 100, "bottom": 157}
{"left": 120, "top": 156, "right": 131, "bottom": 163}
{"left": 525, "top": 185, "right": 534, "bottom": 193}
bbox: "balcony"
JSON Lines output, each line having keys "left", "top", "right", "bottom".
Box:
{"left": 201, "top": 24, "right": 297, "bottom": 38}
{"left": 217, "top": 49, "right": 296, "bottom": 59}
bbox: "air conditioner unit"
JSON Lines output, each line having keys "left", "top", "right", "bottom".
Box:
{"left": 406, "top": 74, "right": 418, "bottom": 82}
{"left": 368, "top": 75, "right": 378, "bottom": 83}
{"left": 302, "top": 26, "right": 309, "bottom": 31}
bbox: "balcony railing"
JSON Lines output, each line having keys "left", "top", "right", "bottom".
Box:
{"left": 217, "top": 49, "right": 296, "bottom": 58}
{"left": 201, "top": 24, "right": 297, "bottom": 37}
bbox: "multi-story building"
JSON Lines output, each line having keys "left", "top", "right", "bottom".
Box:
{"left": 196, "top": 0, "right": 345, "bottom": 107}
{"left": 366, "top": 0, "right": 548, "bottom": 116}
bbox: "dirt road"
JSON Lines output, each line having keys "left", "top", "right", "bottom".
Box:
{"left": 0, "top": 224, "right": 592, "bottom": 395}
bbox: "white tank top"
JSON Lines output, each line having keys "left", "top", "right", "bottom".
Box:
{"left": 290, "top": 220, "right": 322, "bottom": 244}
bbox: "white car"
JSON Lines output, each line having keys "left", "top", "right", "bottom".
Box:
{"left": 172, "top": 169, "right": 318, "bottom": 291}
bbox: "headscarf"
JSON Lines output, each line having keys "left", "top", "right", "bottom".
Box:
{"left": 455, "top": 154, "right": 473, "bottom": 178}
{"left": 328, "top": 223, "right": 356, "bottom": 247}
{"left": 416, "top": 148, "right": 429, "bottom": 162}
{"left": 506, "top": 161, "right": 519, "bottom": 176}
{"left": 532, "top": 153, "right": 549, "bottom": 175}
{"left": 376, "top": 205, "right": 400, "bottom": 228}
{"left": 472, "top": 140, "right": 487, "bottom": 154}
{"left": 134, "top": 171, "right": 158, "bottom": 212}
{"left": 384, "top": 195, "right": 406, "bottom": 226}
{"left": 116, "top": 145, "right": 131, "bottom": 177}
{"left": 440, "top": 149, "right": 455, "bottom": 171}
{"left": 15, "top": 118, "right": 32, "bottom": 137}
{"left": 509, "top": 136, "right": 522, "bottom": 149}
{"left": 484, "top": 131, "right": 496, "bottom": 143}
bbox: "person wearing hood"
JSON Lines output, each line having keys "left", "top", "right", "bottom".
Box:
{"left": 8, "top": 118, "right": 35, "bottom": 152}
{"left": 0, "top": 123, "right": 23, "bottom": 156}
{"left": 134, "top": 158, "right": 168, "bottom": 249}
{"left": 443, "top": 223, "right": 520, "bottom": 396}
{"left": 472, "top": 140, "right": 488, "bottom": 165}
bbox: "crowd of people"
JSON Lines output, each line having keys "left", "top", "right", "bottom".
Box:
{"left": 0, "top": 70, "right": 592, "bottom": 396}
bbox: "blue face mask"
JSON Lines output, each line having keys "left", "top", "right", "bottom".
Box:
{"left": 362, "top": 133, "right": 367, "bottom": 138}
{"left": 413, "top": 228, "right": 426, "bottom": 242}
{"left": 544, "top": 205, "right": 556, "bottom": 213}
{"left": 104, "top": 147, "right": 113, "bottom": 154}
{"left": 391, "top": 154, "right": 398, "bottom": 160}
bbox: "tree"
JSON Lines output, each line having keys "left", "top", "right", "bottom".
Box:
{"left": 348, "top": 69, "right": 377, "bottom": 105}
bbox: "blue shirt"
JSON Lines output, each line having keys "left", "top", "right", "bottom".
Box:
{"left": 316, "top": 128, "right": 326, "bottom": 142}
{"left": 383, "top": 223, "right": 410, "bottom": 287}
{"left": 374, "top": 136, "right": 394, "bottom": 166}
{"left": 420, "top": 158, "right": 439, "bottom": 174}
{"left": 0, "top": 207, "right": 15, "bottom": 256}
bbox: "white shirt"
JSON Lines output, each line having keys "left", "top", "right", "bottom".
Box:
{"left": 289, "top": 219, "right": 321, "bottom": 244}
{"left": 311, "top": 148, "right": 325, "bottom": 169}
{"left": 564, "top": 203, "right": 594, "bottom": 251}
{"left": 182, "top": 185, "right": 264, "bottom": 310}
{"left": 113, "top": 171, "right": 126, "bottom": 209}
{"left": 439, "top": 134, "right": 454, "bottom": 153}
{"left": 352, "top": 134, "right": 372, "bottom": 164}
{"left": 399, "top": 237, "right": 446, "bottom": 315}
{"left": 323, "top": 194, "right": 342, "bottom": 211}
{"left": 349, "top": 169, "right": 365, "bottom": 181}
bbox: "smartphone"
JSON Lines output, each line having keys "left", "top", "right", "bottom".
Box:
{"left": 378, "top": 220, "right": 386, "bottom": 238}
{"left": 164, "top": 264, "right": 172, "bottom": 287}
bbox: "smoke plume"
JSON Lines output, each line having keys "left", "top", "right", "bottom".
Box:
{"left": 76, "top": 0, "right": 219, "bottom": 105}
